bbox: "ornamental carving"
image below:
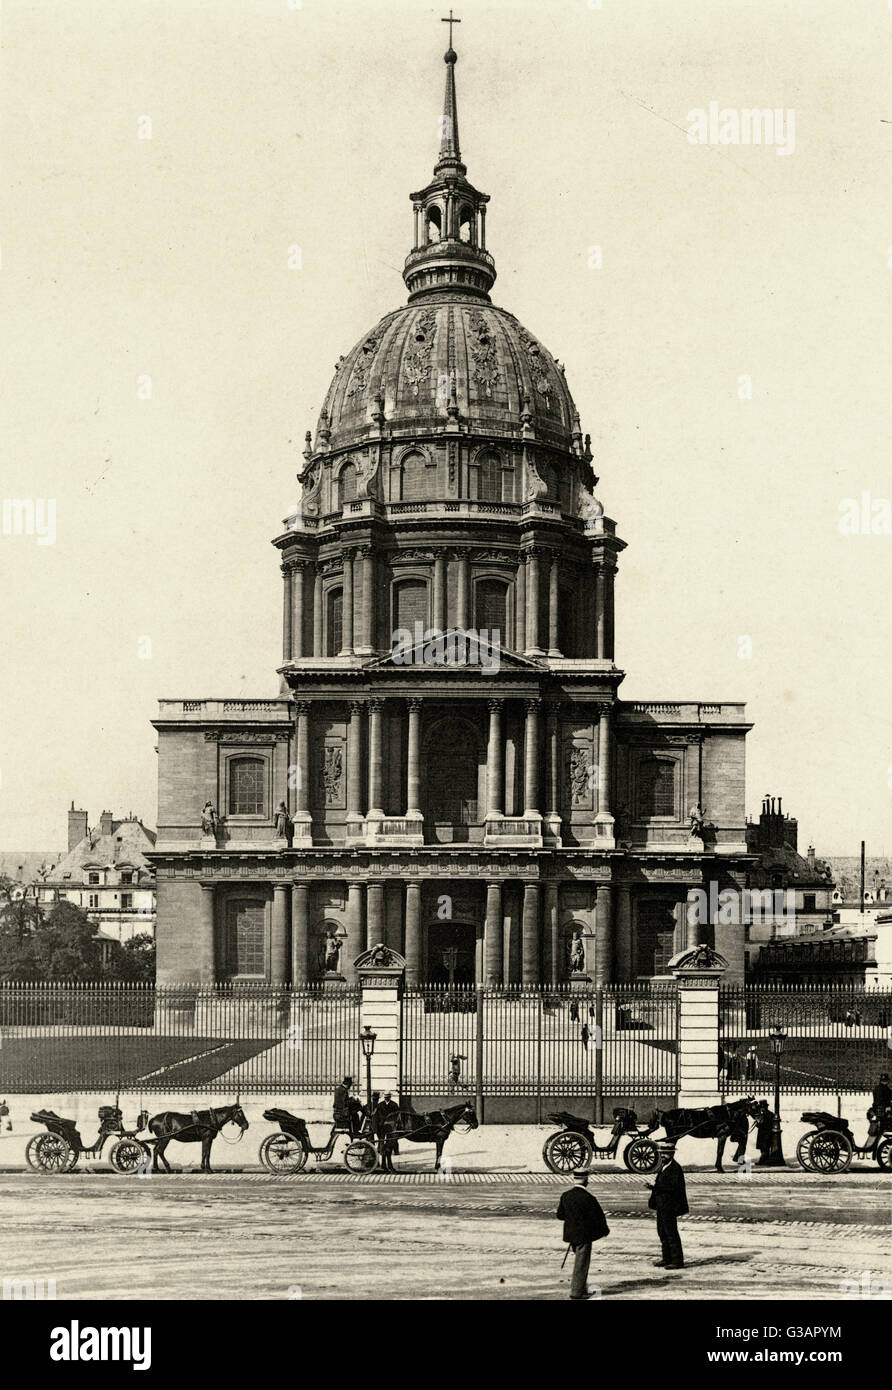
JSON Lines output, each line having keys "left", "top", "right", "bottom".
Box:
{"left": 519, "top": 331, "right": 551, "bottom": 397}
{"left": 469, "top": 310, "right": 499, "bottom": 397}
{"left": 320, "top": 744, "right": 344, "bottom": 807}
{"left": 471, "top": 549, "right": 515, "bottom": 565}
{"left": 568, "top": 746, "right": 592, "bottom": 808}
{"left": 204, "top": 731, "right": 290, "bottom": 743}
{"left": 524, "top": 452, "right": 548, "bottom": 502}
{"left": 404, "top": 309, "right": 437, "bottom": 394}
{"left": 346, "top": 331, "right": 383, "bottom": 399}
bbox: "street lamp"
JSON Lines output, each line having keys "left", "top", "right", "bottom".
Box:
{"left": 359, "top": 1025, "right": 377, "bottom": 1136}
{"left": 765, "top": 1021, "right": 787, "bottom": 1167}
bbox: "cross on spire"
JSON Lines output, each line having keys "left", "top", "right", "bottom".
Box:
{"left": 441, "top": 10, "right": 460, "bottom": 49}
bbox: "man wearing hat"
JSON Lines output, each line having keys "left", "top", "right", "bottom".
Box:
{"left": 555, "top": 1171, "right": 610, "bottom": 1300}
{"left": 648, "top": 1141, "right": 688, "bottom": 1270}
{"left": 873, "top": 1072, "right": 891, "bottom": 1122}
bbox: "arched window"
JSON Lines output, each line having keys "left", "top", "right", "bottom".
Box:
{"left": 229, "top": 758, "right": 265, "bottom": 816}
{"left": 475, "top": 578, "right": 508, "bottom": 643}
{"left": 475, "top": 451, "right": 502, "bottom": 501}
{"left": 393, "top": 577, "right": 428, "bottom": 633}
{"left": 401, "top": 451, "right": 432, "bottom": 502}
{"left": 338, "top": 462, "right": 356, "bottom": 507}
{"left": 426, "top": 206, "right": 442, "bottom": 243}
{"left": 459, "top": 206, "right": 473, "bottom": 243}
{"left": 225, "top": 899, "right": 266, "bottom": 978}
{"left": 638, "top": 758, "right": 677, "bottom": 817}
{"left": 558, "top": 586, "right": 574, "bottom": 656}
{"left": 326, "top": 588, "right": 343, "bottom": 657}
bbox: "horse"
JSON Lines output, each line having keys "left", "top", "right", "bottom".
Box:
{"left": 650, "top": 1097, "right": 763, "bottom": 1173}
{"left": 147, "top": 1101, "right": 248, "bottom": 1174}
{"left": 380, "top": 1101, "right": 478, "bottom": 1171}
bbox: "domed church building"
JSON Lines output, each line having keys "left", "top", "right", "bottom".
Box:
{"left": 151, "top": 33, "right": 752, "bottom": 988}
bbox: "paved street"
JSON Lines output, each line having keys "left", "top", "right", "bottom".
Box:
{"left": 2, "top": 1168, "right": 888, "bottom": 1301}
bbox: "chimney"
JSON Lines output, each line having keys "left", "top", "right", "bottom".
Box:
{"left": 68, "top": 803, "right": 89, "bottom": 851}
{"left": 99, "top": 809, "right": 114, "bottom": 837}
{"left": 807, "top": 844, "right": 816, "bottom": 869}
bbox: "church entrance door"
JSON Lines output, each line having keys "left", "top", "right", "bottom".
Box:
{"left": 424, "top": 920, "right": 477, "bottom": 985}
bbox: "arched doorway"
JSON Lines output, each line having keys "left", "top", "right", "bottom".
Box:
{"left": 424, "top": 920, "right": 478, "bottom": 985}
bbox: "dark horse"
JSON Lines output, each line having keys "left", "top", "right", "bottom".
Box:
{"left": 652, "top": 1097, "right": 763, "bottom": 1173}
{"left": 148, "top": 1102, "right": 248, "bottom": 1174}
{"left": 380, "top": 1101, "right": 478, "bottom": 1171}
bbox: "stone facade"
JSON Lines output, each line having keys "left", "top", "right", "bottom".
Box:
{"left": 150, "top": 39, "right": 753, "bottom": 987}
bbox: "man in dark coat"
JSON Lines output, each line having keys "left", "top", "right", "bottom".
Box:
{"left": 556, "top": 1171, "right": 610, "bottom": 1300}
{"left": 873, "top": 1073, "right": 891, "bottom": 1122}
{"left": 648, "top": 1142, "right": 688, "bottom": 1269}
{"left": 375, "top": 1091, "right": 400, "bottom": 1172}
{"left": 333, "top": 1076, "right": 364, "bottom": 1137}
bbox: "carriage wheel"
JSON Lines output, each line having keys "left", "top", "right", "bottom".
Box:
{"left": 109, "top": 1138, "right": 149, "bottom": 1175}
{"left": 809, "top": 1131, "right": 852, "bottom": 1174}
{"left": 29, "top": 1132, "right": 72, "bottom": 1174}
{"left": 795, "top": 1131, "right": 817, "bottom": 1172}
{"left": 260, "top": 1132, "right": 308, "bottom": 1175}
{"left": 874, "top": 1137, "right": 892, "bottom": 1172}
{"left": 25, "top": 1134, "right": 48, "bottom": 1171}
{"left": 623, "top": 1137, "right": 660, "bottom": 1174}
{"left": 542, "top": 1131, "right": 593, "bottom": 1175}
{"left": 344, "top": 1140, "right": 378, "bottom": 1173}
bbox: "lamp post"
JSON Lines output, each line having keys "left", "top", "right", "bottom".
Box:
{"left": 359, "top": 1024, "right": 376, "bottom": 1136}
{"left": 765, "top": 1021, "right": 787, "bottom": 1166}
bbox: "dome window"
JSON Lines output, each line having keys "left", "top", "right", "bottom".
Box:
{"left": 338, "top": 462, "right": 357, "bottom": 507}
{"left": 326, "top": 589, "right": 344, "bottom": 657}
{"left": 425, "top": 206, "right": 442, "bottom": 244}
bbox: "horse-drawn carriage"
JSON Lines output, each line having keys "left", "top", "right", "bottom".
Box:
{"left": 26, "top": 1104, "right": 149, "bottom": 1174}
{"left": 541, "top": 1107, "right": 661, "bottom": 1174}
{"left": 260, "top": 1101, "right": 478, "bottom": 1174}
{"left": 796, "top": 1109, "right": 892, "bottom": 1174}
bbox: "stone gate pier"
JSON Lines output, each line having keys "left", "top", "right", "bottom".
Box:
{"left": 355, "top": 944, "right": 405, "bottom": 1097}
{"left": 669, "top": 945, "right": 727, "bottom": 1107}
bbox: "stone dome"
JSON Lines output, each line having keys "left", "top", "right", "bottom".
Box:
{"left": 319, "top": 297, "right": 579, "bottom": 454}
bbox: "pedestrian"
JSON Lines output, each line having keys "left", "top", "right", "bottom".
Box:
{"left": 648, "top": 1141, "right": 688, "bottom": 1269}
{"left": 745, "top": 1045, "right": 757, "bottom": 1082}
{"left": 580, "top": 1022, "right": 590, "bottom": 1050}
{"left": 872, "top": 1072, "right": 891, "bottom": 1127}
{"left": 0, "top": 1099, "right": 9, "bottom": 1132}
{"left": 755, "top": 1101, "right": 774, "bottom": 1165}
{"left": 717, "top": 1043, "right": 726, "bottom": 1084}
{"left": 447, "top": 1053, "right": 467, "bottom": 1094}
{"left": 569, "top": 1000, "right": 579, "bottom": 1024}
{"left": 555, "top": 1170, "right": 610, "bottom": 1300}
{"left": 375, "top": 1091, "right": 400, "bottom": 1172}
{"left": 725, "top": 1042, "right": 738, "bottom": 1083}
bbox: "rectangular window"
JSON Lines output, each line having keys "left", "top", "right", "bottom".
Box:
{"left": 803, "top": 894, "right": 816, "bottom": 912}
{"left": 226, "top": 901, "right": 266, "bottom": 978}
{"left": 120, "top": 871, "right": 133, "bottom": 885}
{"left": 88, "top": 872, "right": 100, "bottom": 885}
{"left": 88, "top": 894, "right": 99, "bottom": 909}
{"left": 638, "top": 757, "right": 677, "bottom": 817}
{"left": 229, "top": 758, "right": 266, "bottom": 816}
{"left": 326, "top": 589, "right": 343, "bottom": 657}
{"left": 121, "top": 893, "right": 133, "bottom": 909}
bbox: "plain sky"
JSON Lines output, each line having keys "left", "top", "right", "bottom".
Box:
{"left": 0, "top": 0, "right": 889, "bottom": 855}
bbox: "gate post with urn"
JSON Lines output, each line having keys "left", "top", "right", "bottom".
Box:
{"left": 354, "top": 944, "right": 406, "bottom": 1099}
{"left": 669, "top": 944, "right": 727, "bottom": 1108}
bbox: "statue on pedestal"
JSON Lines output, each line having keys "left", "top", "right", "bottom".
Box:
{"left": 200, "top": 802, "right": 217, "bottom": 836}
{"left": 323, "top": 931, "right": 342, "bottom": 975}
{"left": 568, "top": 929, "right": 586, "bottom": 975}
{"left": 274, "top": 801, "right": 294, "bottom": 848}
{"left": 688, "top": 804, "right": 706, "bottom": 840}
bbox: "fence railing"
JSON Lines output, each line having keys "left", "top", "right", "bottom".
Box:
{"left": 719, "top": 984, "right": 892, "bottom": 1095}
{"left": 0, "top": 982, "right": 361, "bottom": 1094}
{"left": 401, "top": 983, "right": 678, "bottom": 1100}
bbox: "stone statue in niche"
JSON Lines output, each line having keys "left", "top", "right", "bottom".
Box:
{"left": 568, "top": 929, "right": 586, "bottom": 975}
{"left": 200, "top": 802, "right": 217, "bottom": 835}
{"left": 568, "top": 747, "right": 591, "bottom": 808}
{"left": 322, "top": 930, "right": 343, "bottom": 974}
{"left": 321, "top": 746, "right": 343, "bottom": 806}
{"left": 274, "top": 801, "right": 294, "bottom": 848}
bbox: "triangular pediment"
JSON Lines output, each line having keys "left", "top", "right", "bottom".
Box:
{"left": 365, "top": 632, "right": 544, "bottom": 672}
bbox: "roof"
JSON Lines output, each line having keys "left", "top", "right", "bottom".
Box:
{"left": 48, "top": 820, "right": 157, "bottom": 882}
{"left": 0, "top": 851, "right": 63, "bottom": 884}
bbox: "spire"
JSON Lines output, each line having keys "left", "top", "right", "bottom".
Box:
{"left": 403, "top": 14, "right": 495, "bottom": 302}
{"left": 437, "top": 12, "right": 463, "bottom": 173}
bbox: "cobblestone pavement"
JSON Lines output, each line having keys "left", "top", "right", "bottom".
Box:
{"left": 1, "top": 1170, "right": 888, "bottom": 1301}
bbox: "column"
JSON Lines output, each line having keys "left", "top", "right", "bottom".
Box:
{"left": 282, "top": 566, "right": 292, "bottom": 662}
{"left": 525, "top": 549, "right": 540, "bottom": 652}
{"left": 523, "top": 698, "right": 542, "bottom": 816}
{"left": 291, "top": 561, "right": 305, "bottom": 659}
{"left": 368, "top": 699, "right": 384, "bottom": 816}
{"left": 597, "top": 704, "right": 612, "bottom": 816}
{"left": 522, "top": 881, "right": 541, "bottom": 984}
{"left": 406, "top": 698, "right": 422, "bottom": 815}
{"left": 347, "top": 701, "right": 364, "bottom": 829}
{"left": 595, "top": 564, "right": 606, "bottom": 659}
{"left": 366, "top": 881, "right": 385, "bottom": 949}
{"left": 604, "top": 563, "right": 615, "bottom": 661}
{"left": 545, "top": 700, "right": 560, "bottom": 821}
{"left": 674, "top": 963, "right": 723, "bottom": 1107}
{"left": 405, "top": 881, "right": 422, "bottom": 986}
{"left": 616, "top": 885, "right": 633, "bottom": 982}
{"left": 486, "top": 699, "right": 504, "bottom": 817}
{"left": 547, "top": 552, "right": 560, "bottom": 655}
{"left": 271, "top": 883, "right": 290, "bottom": 984}
{"left": 359, "top": 546, "right": 377, "bottom": 652}
{"left": 313, "top": 564, "right": 324, "bottom": 657}
{"left": 479, "top": 203, "right": 486, "bottom": 250}
{"left": 455, "top": 549, "right": 469, "bottom": 629}
{"left": 545, "top": 880, "right": 560, "bottom": 985}
{"left": 198, "top": 884, "right": 216, "bottom": 984}
{"left": 413, "top": 202, "right": 421, "bottom": 249}
{"left": 344, "top": 881, "right": 364, "bottom": 985}
{"left": 433, "top": 551, "right": 447, "bottom": 631}
{"left": 341, "top": 550, "right": 354, "bottom": 654}
{"left": 291, "top": 882, "right": 309, "bottom": 983}
{"left": 515, "top": 556, "right": 526, "bottom": 651}
{"left": 485, "top": 881, "right": 503, "bottom": 984}
{"left": 294, "top": 702, "right": 310, "bottom": 817}
{"left": 594, "top": 884, "right": 615, "bottom": 987}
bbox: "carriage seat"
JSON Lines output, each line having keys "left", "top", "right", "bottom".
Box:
{"left": 263, "top": 1108, "right": 303, "bottom": 1126}
{"left": 31, "top": 1109, "right": 83, "bottom": 1146}
{"left": 613, "top": 1107, "right": 638, "bottom": 1127}
{"left": 547, "top": 1111, "right": 592, "bottom": 1132}
{"left": 801, "top": 1111, "right": 847, "bottom": 1130}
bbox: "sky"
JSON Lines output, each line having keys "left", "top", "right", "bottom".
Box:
{"left": 0, "top": 0, "right": 889, "bottom": 856}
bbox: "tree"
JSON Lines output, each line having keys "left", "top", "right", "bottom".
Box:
{"left": 29, "top": 900, "right": 104, "bottom": 979}
{"left": 106, "top": 933, "right": 156, "bottom": 982}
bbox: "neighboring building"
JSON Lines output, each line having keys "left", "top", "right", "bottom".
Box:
{"left": 150, "top": 33, "right": 754, "bottom": 987}
{"left": 744, "top": 796, "right": 835, "bottom": 976}
{"left": 0, "top": 852, "right": 64, "bottom": 892}
{"left": 42, "top": 807, "right": 157, "bottom": 943}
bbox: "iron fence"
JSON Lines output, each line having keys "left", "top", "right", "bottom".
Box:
{"left": 719, "top": 984, "right": 892, "bottom": 1095}
{"left": 401, "top": 983, "right": 678, "bottom": 1100}
{"left": 0, "top": 981, "right": 361, "bottom": 1094}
